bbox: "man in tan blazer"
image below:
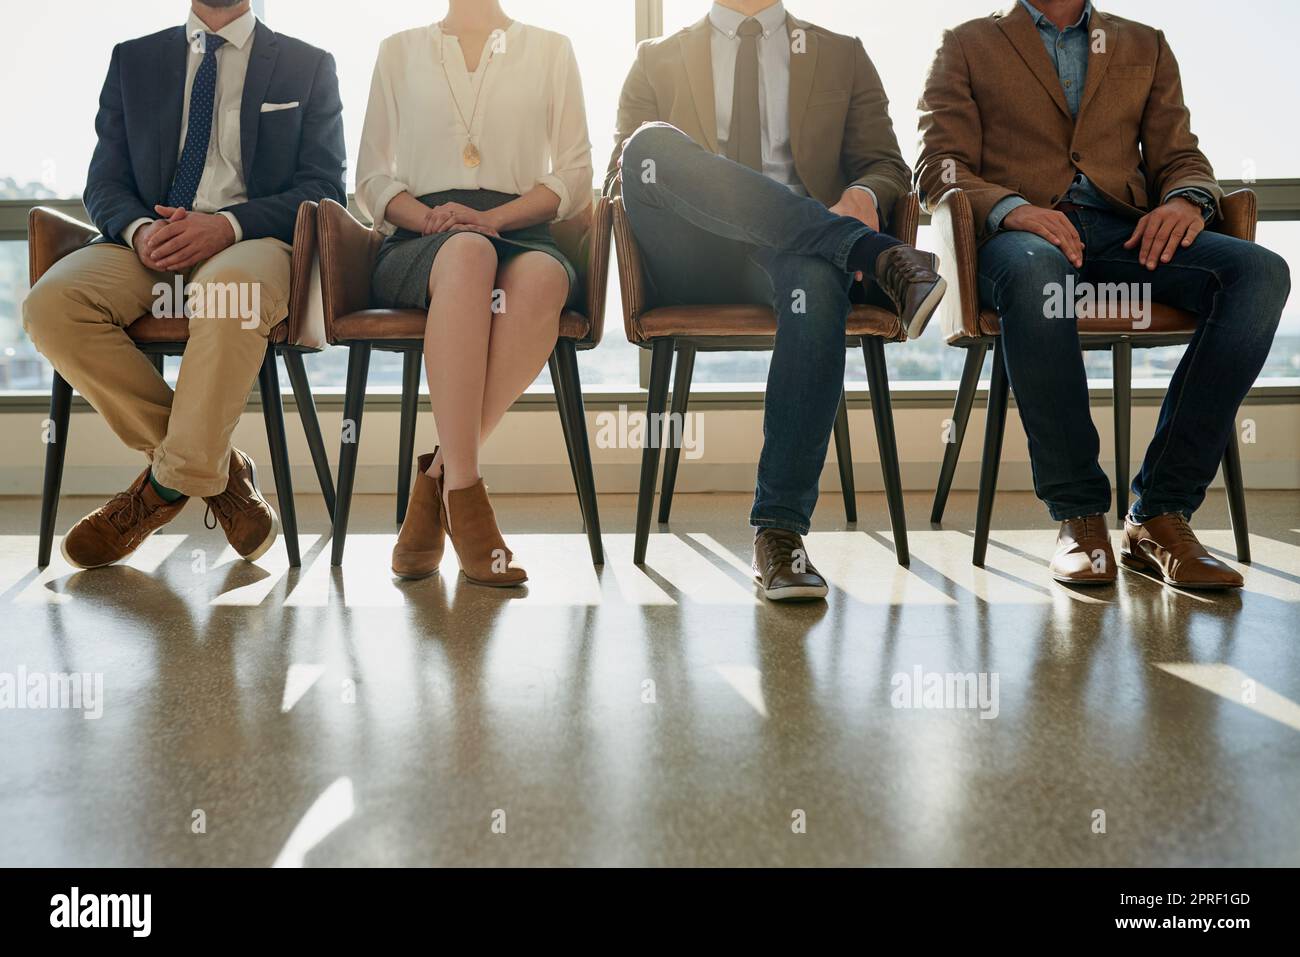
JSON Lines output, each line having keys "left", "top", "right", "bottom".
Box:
{"left": 607, "top": 0, "right": 944, "bottom": 602}
{"left": 917, "top": 0, "right": 1289, "bottom": 590}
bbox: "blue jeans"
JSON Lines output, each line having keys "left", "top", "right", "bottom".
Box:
{"left": 619, "top": 123, "right": 900, "bottom": 534}
{"left": 978, "top": 206, "right": 1290, "bottom": 522}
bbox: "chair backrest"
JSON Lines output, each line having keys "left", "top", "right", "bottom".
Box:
{"left": 930, "top": 187, "right": 1261, "bottom": 343}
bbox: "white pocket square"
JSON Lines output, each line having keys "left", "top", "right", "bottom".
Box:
{"left": 260, "top": 101, "right": 300, "bottom": 113}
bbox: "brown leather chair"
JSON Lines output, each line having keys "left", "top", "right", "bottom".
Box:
{"left": 28, "top": 201, "right": 337, "bottom": 568}
{"left": 611, "top": 193, "right": 921, "bottom": 567}
{"left": 927, "top": 187, "right": 1257, "bottom": 566}
{"left": 316, "top": 196, "right": 613, "bottom": 568}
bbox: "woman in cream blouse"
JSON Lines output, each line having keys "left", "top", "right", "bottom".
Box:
{"left": 357, "top": 0, "right": 593, "bottom": 587}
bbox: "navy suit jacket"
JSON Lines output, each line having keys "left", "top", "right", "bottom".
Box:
{"left": 84, "top": 20, "right": 347, "bottom": 246}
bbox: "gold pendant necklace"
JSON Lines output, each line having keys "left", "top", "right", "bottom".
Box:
{"left": 439, "top": 21, "right": 510, "bottom": 169}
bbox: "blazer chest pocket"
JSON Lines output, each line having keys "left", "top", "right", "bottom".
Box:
{"left": 1110, "top": 65, "right": 1153, "bottom": 79}
{"left": 807, "top": 90, "right": 849, "bottom": 109}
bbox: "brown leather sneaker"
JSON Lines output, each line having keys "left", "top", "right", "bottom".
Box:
{"left": 1121, "top": 513, "right": 1243, "bottom": 589}
{"left": 1049, "top": 514, "right": 1117, "bottom": 585}
{"left": 61, "top": 468, "right": 188, "bottom": 569}
{"left": 392, "top": 450, "right": 447, "bottom": 580}
{"left": 874, "top": 245, "right": 947, "bottom": 339}
{"left": 203, "top": 449, "right": 278, "bottom": 562}
{"left": 752, "top": 528, "right": 828, "bottom": 602}
{"left": 443, "top": 479, "right": 527, "bottom": 587}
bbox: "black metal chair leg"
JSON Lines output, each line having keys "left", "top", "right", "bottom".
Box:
{"left": 863, "top": 337, "right": 909, "bottom": 566}
{"left": 1112, "top": 341, "right": 1132, "bottom": 528}
{"left": 634, "top": 339, "right": 675, "bottom": 565}
{"left": 931, "top": 342, "right": 988, "bottom": 524}
{"left": 833, "top": 390, "right": 858, "bottom": 523}
{"left": 258, "top": 351, "right": 300, "bottom": 567}
{"left": 37, "top": 372, "right": 73, "bottom": 567}
{"left": 550, "top": 351, "right": 585, "bottom": 532}
{"left": 395, "top": 349, "right": 421, "bottom": 527}
{"left": 331, "top": 343, "right": 371, "bottom": 567}
{"left": 658, "top": 344, "right": 695, "bottom": 524}
{"left": 282, "top": 350, "right": 336, "bottom": 520}
{"left": 553, "top": 339, "right": 604, "bottom": 565}
{"left": 1222, "top": 426, "right": 1251, "bottom": 564}
{"left": 973, "top": 341, "right": 1010, "bottom": 567}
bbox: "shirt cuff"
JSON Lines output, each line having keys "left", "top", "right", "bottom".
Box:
{"left": 218, "top": 211, "right": 243, "bottom": 243}
{"left": 847, "top": 184, "right": 879, "bottom": 211}
{"left": 988, "top": 195, "right": 1031, "bottom": 233}
{"left": 122, "top": 217, "right": 154, "bottom": 248}
{"left": 1163, "top": 187, "right": 1216, "bottom": 222}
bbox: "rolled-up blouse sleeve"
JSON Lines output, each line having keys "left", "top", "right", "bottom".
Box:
{"left": 536, "top": 36, "right": 593, "bottom": 222}
{"left": 355, "top": 38, "right": 410, "bottom": 235}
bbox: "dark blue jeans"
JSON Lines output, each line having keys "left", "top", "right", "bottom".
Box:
{"left": 978, "top": 206, "right": 1290, "bottom": 522}
{"left": 619, "top": 123, "right": 899, "bottom": 534}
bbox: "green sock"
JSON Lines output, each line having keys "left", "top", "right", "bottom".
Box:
{"left": 148, "top": 472, "right": 184, "bottom": 503}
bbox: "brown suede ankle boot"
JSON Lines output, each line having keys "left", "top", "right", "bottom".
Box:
{"left": 391, "top": 450, "right": 446, "bottom": 580}
{"left": 442, "top": 478, "right": 527, "bottom": 587}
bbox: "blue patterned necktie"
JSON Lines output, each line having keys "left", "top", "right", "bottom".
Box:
{"left": 166, "top": 32, "right": 227, "bottom": 209}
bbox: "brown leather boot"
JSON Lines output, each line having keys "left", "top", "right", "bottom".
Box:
{"left": 752, "top": 528, "right": 828, "bottom": 601}
{"left": 874, "top": 245, "right": 947, "bottom": 339}
{"left": 1121, "top": 513, "right": 1243, "bottom": 589}
{"left": 1049, "top": 514, "right": 1116, "bottom": 585}
{"left": 392, "top": 450, "right": 447, "bottom": 580}
{"left": 61, "top": 468, "right": 188, "bottom": 569}
{"left": 203, "top": 449, "right": 278, "bottom": 562}
{"left": 442, "top": 478, "right": 527, "bottom": 587}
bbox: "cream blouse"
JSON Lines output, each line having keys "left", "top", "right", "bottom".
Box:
{"left": 356, "top": 21, "right": 594, "bottom": 235}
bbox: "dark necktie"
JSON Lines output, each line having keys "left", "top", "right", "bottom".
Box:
{"left": 727, "top": 18, "right": 763, "bottom": 172}
{"left": 166, "top": 32, "right": 227, "bottom": 209}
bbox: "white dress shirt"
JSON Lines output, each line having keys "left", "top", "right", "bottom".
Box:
{"left": 708, "top": 1, "right": 875, "bottom": 209}
{"left": 122, "top": 9, "right": 255, "bottom": 246}
{"left": 356, "top": 21, "right": 594, "bottom": 235}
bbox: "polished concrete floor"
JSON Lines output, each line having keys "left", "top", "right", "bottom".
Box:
{"left": 0, "top": 489, "right": 1297, "bottom": 867}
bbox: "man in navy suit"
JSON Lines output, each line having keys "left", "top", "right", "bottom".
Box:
{"left": 23, "top": 0, "right": 346, "bottom": 570}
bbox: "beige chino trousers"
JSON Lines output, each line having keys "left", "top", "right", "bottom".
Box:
{"left": 22, "top": 238, "right": 291, "bottom": 497}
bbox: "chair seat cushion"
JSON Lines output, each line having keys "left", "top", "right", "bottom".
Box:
{"left": 634, "top": 304, "right": 905, "bottom": 342}
{"left": 126, "top": 314, "right": 291, "bottom": 344}
{"left": 978, "top": 303, "right": 1197, "bottom": 336}
{"left": 332, "top": 308, "right": 591, "bottom": 342}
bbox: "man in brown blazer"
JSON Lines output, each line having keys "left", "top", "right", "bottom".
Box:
{"left": 917, "top": 0, "right": 1290, "bottom": 589}
{"left": 608, "top": 0, "right": 944, "bottom": 602}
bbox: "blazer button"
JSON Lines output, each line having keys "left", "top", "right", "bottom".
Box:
{"left": 1071, "top": 151, "right": 1081, "bottom": 162}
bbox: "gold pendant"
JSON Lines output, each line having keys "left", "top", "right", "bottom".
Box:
{"left": 463, "top": 142, "right": 481, "bottom": 168}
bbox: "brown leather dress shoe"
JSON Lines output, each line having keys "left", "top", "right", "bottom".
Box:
{"left": 443, "top": 478, "right": 527, "bottom": 587}
{"left": 1049, "top": 514, "right": 1116, "bottom": 585}
{"left": 874, "top": 245, "right": 947, "bottom": 339}
{"left": 392, "top": 450, "right": 447, "bottom": 580}
{"left": 203, "top": 449, "right": 278, "bottom": 562}
{"left": 1121, "top": 513, "right": 1243, "bottom": 589}
{"left": 752, "top": 528, "right": 829, "bottom": 601}
{"left": 61, "top": 468, "right": 188, "bottom": 569}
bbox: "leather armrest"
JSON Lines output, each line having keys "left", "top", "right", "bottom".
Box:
{"left": 611, "top": 198, "right": 649, "bottom": 344}
{"left": 929, "top": 188, "right": 982, "bottom": 343}
{"left": 891, "top": 192, "right": 921, "bottom": 246}
{"left": 317, "top": 198, "right": 383, "bottom": 344}
{"left": 28, "top": 206, "right": 98, "bottom": 286}
{"left": 1215, "top": 189, "right": 1257, "bottom": 242}
{"left": 283, "top": 201, "right": 327, "bottom": 350}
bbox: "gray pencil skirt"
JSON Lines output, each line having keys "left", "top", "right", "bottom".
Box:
{"left": 370, "top": 189, "right": 579, "bottom": 311}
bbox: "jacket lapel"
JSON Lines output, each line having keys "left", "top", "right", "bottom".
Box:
{"left": 1077, "top": 7, "right": 1116, "bottom": 119}
{"left": 157, "top": 26, "right": 188, "bottom": 200}
{"left": 787, "top": 14, "right": 819, "bottom": 159}
{"left": 995, "top": 2, "right": 1072, "bottom": 120}
{"left": 240, "top": 21, "right": 279, "bottom": 186}
{"left": 681, "top": 16, "right": 719, "bottom": 153}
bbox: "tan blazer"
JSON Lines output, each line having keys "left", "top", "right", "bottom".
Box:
{"left": 604, "top": 14, "right": 911, "bottom": 218}
{"left": 916, "top": 3, "right": 1221, "bottom": 241}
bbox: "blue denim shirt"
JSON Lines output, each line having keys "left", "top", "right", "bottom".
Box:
{"left": 987, "top": 0, "right": 1212, "bottom": 232}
